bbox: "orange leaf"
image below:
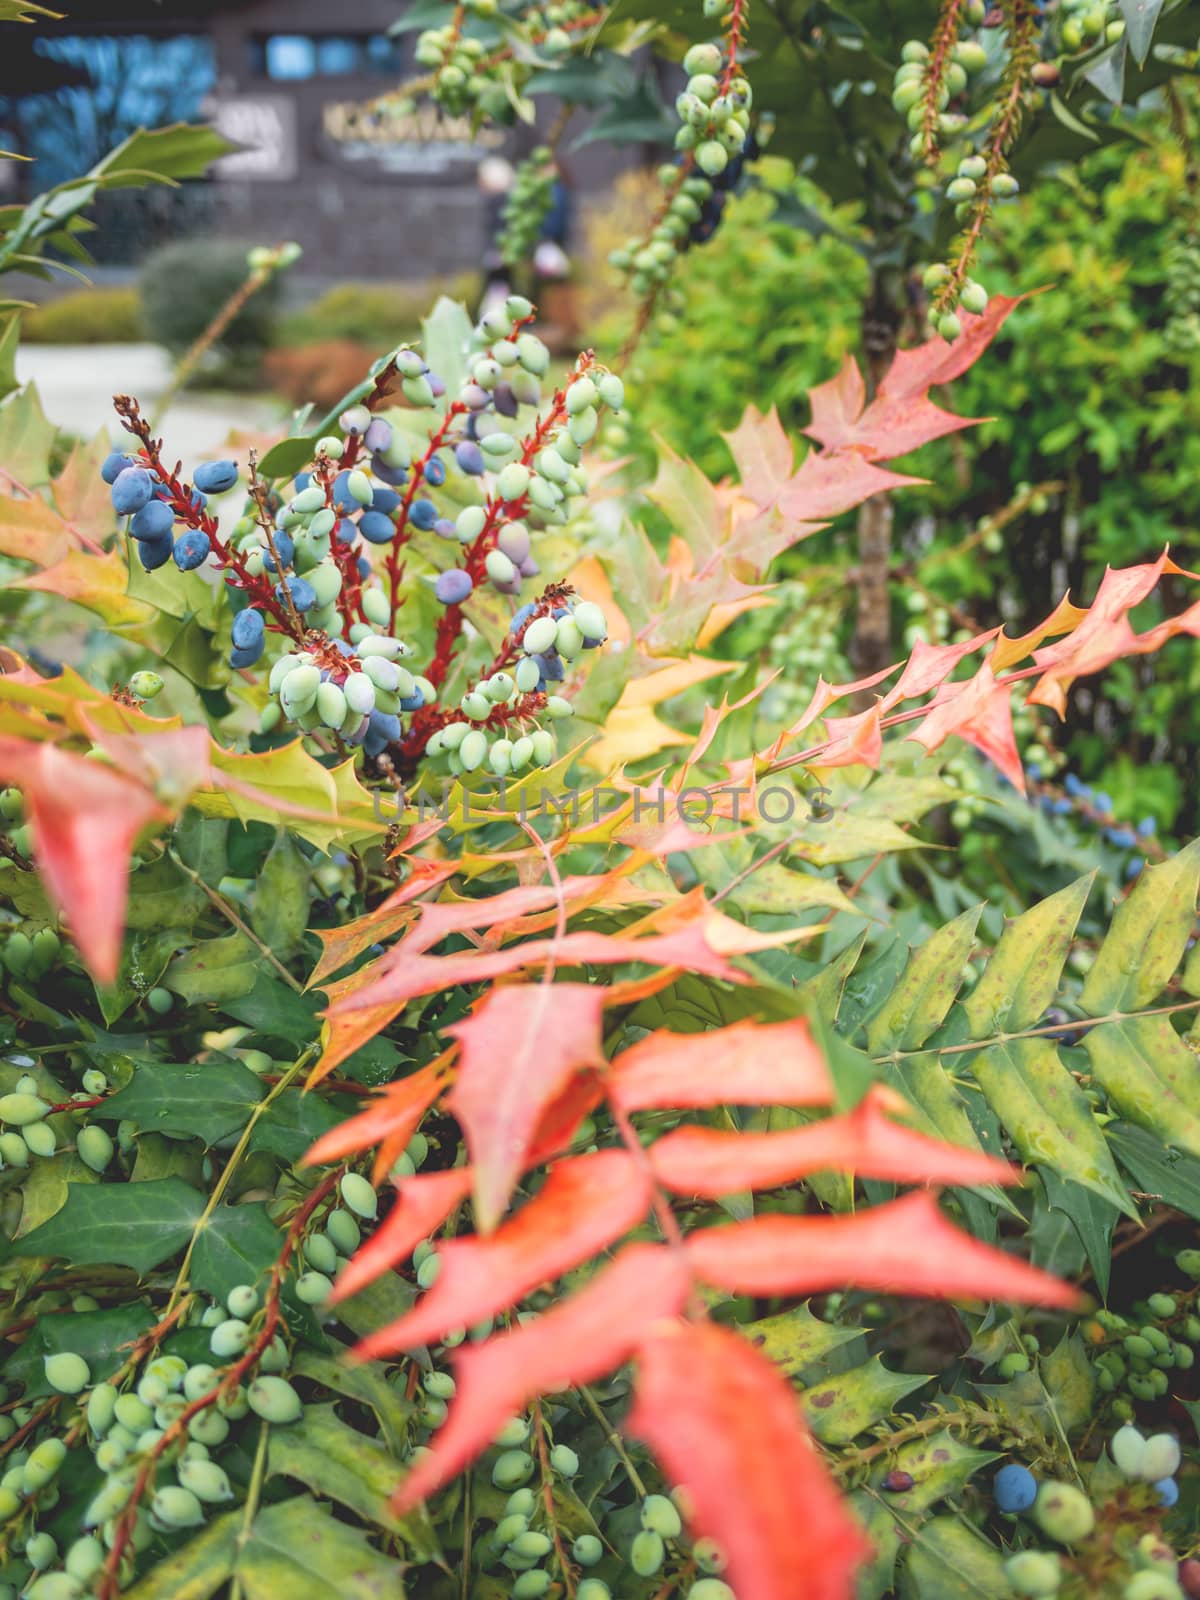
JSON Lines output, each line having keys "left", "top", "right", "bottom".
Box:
{"left": 908, "top": 663, "right": 1025, "bottom": 792}
{"left": 351, "top": 1150, "right": 651, "bottom": 1360}
{"left": 0, "top": 738, "right": 170, "bottom": 982}
{"left": 686, "top": 1189, "right": 1080, "bottom": 1308}
{"left": 305, "top": 863, "right": 455, "bottom": 989}
{"left": 446, "top": 982, "right": 606, "bottom": 1232}
{"left": 628, "top": 1321, "right": 870, "bottom": 1600}
{"left": 393, "top": 1244, "right": 690, "bottom": 1512}
{"left": 649, "top": 1090, "right": 1018, "bottom": 1197}
{"left": 609, "top": 1019, "right": 833, "bottom": 1112}
{"left": 330, "top": 1167, "right": 472, "bottom": 1305}
{"left": 310, "top": 996, "right": 409, "bottom": 1085}
{"left": 302, "top": 1057, "right": 452, "bottom": 1167}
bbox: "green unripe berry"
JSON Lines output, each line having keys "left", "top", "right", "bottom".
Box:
{"left": 340, "top": 1172, "right": 378, "bottom": 1219}
{"left": 1141, "top": 1432, "right": 1181, "bottom": 1481}
{"left": 152, "top": 1484, "right": 204, "bottom": 1528}
{"left": 296, "top": 1271, "right": 332, "bottom": 1304}
{"left": 688, "top": 1585, "right": 735, "bottom": 1600}
{"left": 247, "top": 1376, "right": 303, "bottom": 1425}
{"left": 25, "top": 1532, "right": 58, "bottom": 1570}
{"left": 497, "top": 463, "right": 531, "bottom": 501}
{"left": 1123, "top": 1576, "right": 1185, "bottom": 1600}
{"left": 0, "top": 1093, "right": 49, "bottom": 1126}
{"left": 147, "top": 986, "right": 173, "bottom": 1014}
{"left": 188, "top": 1408, "right": 230, "bottom": 1446}
{"left": 696, "top": 141, "right": 728, "bottom": 177}
{"left": 641, "top": 1493, "right": 683, "bottom": 1538}
{"left": 226, "top": 1284, "right": 258, "bottom": 1319}
{"left": 1147, "top": 1293, "right": 1177, "bottom": 1318}
{"left": 209, "top": 1319, "right": 250, "bottom": 1358}
{"left": 0, "top": 1132, "right": 27, "bottom": 1167}
{"left": 511, "top": 1531, "right": 552, "bottom": 1560}
{"left": 87, "top": 1383, "right": 118, "bottom": 1437}
{"left": 76, "top": 1125, "right": 113, "bottom": 1173}
{"left": 1033, "top": 1481, "right": 1095, "bottom": 1545}
{"left": 631, "top": 1529, "right": 665, "bottom": 1576}
{"left": 114, "top": 1393, "right": 153, "bottom": 1431}
{"left": 44, "top": 1351, "right": 90, "bottom": 1394}
{"left": 1004, "top": 1551, "right": 1063, "bottom": 1597}
{"left": 506, "top": 1487, "right": 536, "bottom": 1516}
{"left": 577, "top": 1585, "right": 611, "bottom": 1600}
{"left": 495, "top": 1511, "right": 528, "bottom": 1545}
{"left": 573, "top": 1533, "right": 603, "bottom": 1566}
{"left": 0, "top": 1486, "right": 18, "bottom": 1521}
{"left": 24, "top": 1122, "right": 56, "bottom": 1158}
{"left": 1111, "top": 1423, "right": 1146, "bottom": 1477}
{"left": 492, "top": 1449, "right": 535, "bottom": 1488}
{"left": 512, "top": 1575, "right": 550, "bottom": 1599}
{"left": 65, "top": 1534, "right": 105, "bottom": 1582}
{"left": 550, "top": 1443, "right": 579, "bottom": 1476}
{"left": 694, "top": 1538, "right": 727, "bottom": 1574}
{"left": 304, "top": 1233, "right": 338, "bottom": 1275}
{"left": 129, "top": 671, "right": 164, "bottom": 701}
{"left": 937, "top": 312, "right": 963, "bottom": 342}
{"left": 998, "top": 1352, "right": 1030, "bottom": 1379}
{"left": 24, "top": 1437, "right": 66, "bottom": 1490}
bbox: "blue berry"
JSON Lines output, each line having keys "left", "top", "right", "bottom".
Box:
{"left": 112, "top": 467, "right": 155, "bottom": 515}
{"left": 356, "top": 557, "right": 371, "bottom": 579}
{"left": 276, "top": 576, "right": 317, "bottom": 612}
{"left": 231, "top": 610, "right": 265, "bottom": 651}
{"left": 364, "top": 419, "right": 392, "bottom": 453}
{"left": 138, "top": 535, "right": 173, "bottom": 571}
{"left": 425, "top": 455, "right": 446, "bottom": 486}
{"left": 994, "top": 1463, "right": 1038, "bottom": 1514}
{"left": 510, "top": 602, "right": 536, "bottom": 633}
{"left": 1126, "top": 856, "right": 1144, "bottom": 879}
{"left": 435, "top": 570, "right": 473, "bottom": 605}
{"left": 332, "top": 470, "right": 359, "bottom": 513}
{"left": 1051, "top": 798, "right": 1072, "bottom": 815}
{"left": 294, "top": 472, "right": 313, "bottom": 493}
{"left": 455, "top": 441, "right": 485, "bottom": 475}
{"left": 230, "top": 643, "right": 263, "bottom": 669}
{"left": 129, "top": 500, "right": 176, "bottom": 542}
{"left": 1107, "top": 828, "right": 1137, "bottom": 849}
{"left": 264, "top": 532, "right": 294, "bottom": 573}
{"left": 371, "top": 487, "right": 402, "bottom": 514}
{"left": 173, "top": 530, "right": 212, "bottom": 570}
{"left": 434, "top": 518, "right": 458, "bottom": 540}
{"left": 193, "top": 460, "right": 239, "bottom": 494}
{"left": 372, "top": 461, "right": 408, "bottom": 487}
{"left": 358, "top": 511, "right": 396, "bottom": 545}
{"left": 1137, "top": 816, "right": 1156, "bottom": 837}
{"left": 410, "top": 498, "right": 438, "bottom": 531}
{"left": 1063, "top": 773, "right": 1087, "bottom": 798}
{"left": 333, "top": 518, "right": 356, "bottom": 545}
{"left": 1093, "top": 791, "right": 1113, "bottom": 813}
{"left": 1154, "top": 1477, "right": 1179, "bottom": 1508}
{"left": 101, "top": 450, "right": 136, "bottom": 485}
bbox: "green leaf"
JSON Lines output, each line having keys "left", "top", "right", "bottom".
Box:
{"left": 1119, "top": 0, "right": 1164, "bottom": 63}
{"left": 740, "top": 1303, "right": 863, "bottom": 1377}
{"left": 123, "top": 854, "right": 207, "bottom": 931}
{"left": 0, "top": 1, "right": 65, "bottom": 18}
{"left": 969, "top": 1037, "right": 1136, "bottom": 1216}
{"left": 220, "top": 975, "right": 323, "bottom": 1046}
{"left": 898, "top": 1515, "right": 1011, "bottom": 1599}
{"left": 96, "top": 1059, "right": 265, "bottom": 1145}
{"left": 0, "top": 382, "right": 58, "bottom": 487}
{"left": 877, "top": 1431, "right": 1000, "bottom": 1514}
{"left": 1080, "top": 838, "right": 1200, "bottom": 1014}
{"left": 868, "top": 906, "right": 982, "bottom": 1054}
{"left": 4, "top": 1304, "right": 154, "bottom": 1396}
{"left": 12, "top": 1178, "right": 204, "bottom": 1274}
{"left": 266, "top": 1406, "right": 413, "bottom": 1536}
{"left": 247, "top": 1089, "right": 345, "bottom": 1165}
{"left": 122, "top": 1507, "right": 239, "bottom": 1600}
{"left": 1108, "top": 1122, "right": 1200, "bottom": 1220}
{"left": 421, "top": 296, "right": 475, "bottom": 398}
{"left": 847, "top": 1492, "right": 903, "bottom": 1600}
{"left": 258, "top": 435, "right": 318, "bottom": 480}
{"left": 165, "top": 932, "right": 261, "bottom": 1005}
{"left": 0, "top": 312, "right": 19, "bottom": 403}
{"left": 1041, "top": 1170, "right": 1118, "bottom": 1300}
{"left": 293, "top": 1344, "right": 412, "bottom": 1456}
{"left": 801, "top": 1355, "right": 930, "bottom": 1446}
{"left": 886, "top": 1053, "right": 1016, "bottom": 1220}
{"left": 235, "top": 1496, "right": 405, "bottom": 1600}
{"left": 251, "top": 831, "right": 311, "bottom": 960}
{"left": 91, "top": 123, "right": 237, "bottom": 186}
{"left": 1082, "top": 1015, "right": 1200, "bottom": 1157}
{"left": 963, "top": 874, "right": 1093, "bottom": 1036}
{"left": 190, "top": 1202, "right": 283, "bottom": 1304}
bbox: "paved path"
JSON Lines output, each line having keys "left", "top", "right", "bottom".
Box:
{"left": 14, "top": 344, "right": 285, "bottom": 461}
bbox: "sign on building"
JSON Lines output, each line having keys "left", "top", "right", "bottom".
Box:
{"left": 208, "top": 97, "right": 299, "bottom": 181}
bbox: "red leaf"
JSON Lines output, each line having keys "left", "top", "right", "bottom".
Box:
{"left": 686, "top": 1190, "right": 1080, "bottom": 1308}
{"left": 446, "top": 982, "right": 606, "bottom": 1232}
{"left": 351, "top": 1150, "right": 651, "bottom": 1359}
{"left": 302, "top": 1058, "right": 451, "bottom": 1169}
{"left": 0, "top": 739, "right": 170, "bottom": 983}
{"left": 628, "top": 1321, "right": 870, "bottom": 1600}
{"left": 649, "top": 1090, "right": 1019, "bottom": 1197}
{"left": 393, "top": 1245, "right": 689, "bottom": 1512}
{"left": 330, "top": 1167, "right": 472, "bottom": 1305}
{"left": 908, "top": 662, "right": 1025, "bottom": 792}
{"left": 609, "top": 1018, "right": 833, "bottom": 1112}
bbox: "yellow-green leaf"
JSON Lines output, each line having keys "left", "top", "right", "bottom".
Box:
{"left": 868, "top": 905, "right": 983, "bottom": 1054}
{"left": 964, "top": 873, "right": 1093, "bottom": 1036}
{"left": 1080, "top": 838, "right": 1200, "bottom": 1014}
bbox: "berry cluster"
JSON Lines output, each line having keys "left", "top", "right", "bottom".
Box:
{"left": 498, "top": 149, "right": 557, "bottom": 269}
{"left": 411, "top": 0, "right": 603, "bottom": 125}
{"left": 101, "top": 298, "right": 622, "bottom": 777}
{"left": 1083, "top": 1263, "right": 1200, "bottom": 1412}
{"left": 0, "top": 1156, "right": 381, "bottom": 1598}
{"left": 1056, "top": 0, "right": 1125, "bottom": 56}
{"left": 0, "top": 1066, "right": 111, "bottom": 1174}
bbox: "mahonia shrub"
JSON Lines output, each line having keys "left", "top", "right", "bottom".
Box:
{"left": 0, "top": 274, "right": 1198, "bottom": 1600}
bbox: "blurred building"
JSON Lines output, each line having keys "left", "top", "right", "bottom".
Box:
{"left": 0, "top": 0, "right": 617, "bottom": 280}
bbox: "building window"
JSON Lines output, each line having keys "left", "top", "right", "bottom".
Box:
{"left": 253, "top": 34, "right": 401, "bottom": 81}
